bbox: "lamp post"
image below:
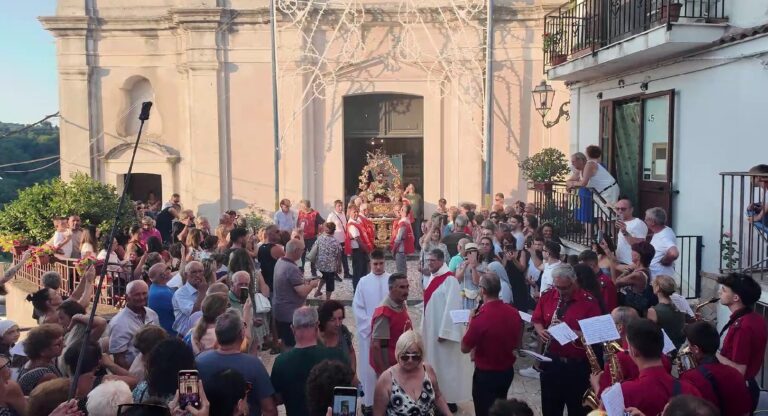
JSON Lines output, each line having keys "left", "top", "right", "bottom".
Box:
{"left": 532, "top": 80, "right": 570, "bottom": 128}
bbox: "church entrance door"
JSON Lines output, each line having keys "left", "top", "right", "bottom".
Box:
{"left": 343, "top": 94, "right": 424, "bottom": 202}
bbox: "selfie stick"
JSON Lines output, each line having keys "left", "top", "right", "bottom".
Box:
{"left": 68, "top": 102, "right": 153, "bottom": 399}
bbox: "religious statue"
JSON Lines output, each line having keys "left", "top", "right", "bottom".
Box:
{"left": 356, "top": 149, "right": 404, "bottom": 249}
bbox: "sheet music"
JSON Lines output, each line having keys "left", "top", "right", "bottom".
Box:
{"left": 450, "top": 309, "right": 471, "bottom": 324}
{"left": 578, "top": 314, "right": 621, "bottom": 345}
{"left": 519, "top": 349, "right": 553, "bottom": 362}
{"left": 519, "top": 311, "right": 532, "bottom": 323}
{"left": 601, "top": 383, "right": 626, "bottom": 416}
{"left": 662, "top": 329, "right": 676, "bottom": 354}
{"left": 547, "top": 322, "right": 578, "bottom": 346}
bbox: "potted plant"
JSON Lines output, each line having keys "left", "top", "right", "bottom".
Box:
{"left": 542, "top": 32, "right": 566, "bottom": 66}
{"left": 660, "top": 1, "right": 682, "bottom": 22}
{"left": 518, "top": 148, "right": 571, "bottom": 192}
{"left": 30, "top": 244, "right": 56, "bottom": 267}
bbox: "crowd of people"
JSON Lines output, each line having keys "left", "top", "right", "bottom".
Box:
{"left": 0, "top": 160, "right": 767, "bottom": 416}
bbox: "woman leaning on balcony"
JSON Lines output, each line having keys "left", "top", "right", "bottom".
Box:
{"left": 566, "top": 146, "right": 620, "bottom": 221}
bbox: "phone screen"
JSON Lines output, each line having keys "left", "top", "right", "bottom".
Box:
{"left": 240, "top": 287, "right": 249, "bottom": 304}
{"left": 333, "top": 387, "right": 358, "bottom": 416}
{"left": 179, "top": 370, "right": 201, "bottom": 409}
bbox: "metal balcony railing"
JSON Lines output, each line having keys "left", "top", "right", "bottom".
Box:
{"left": 9, "top": 253, "right": 137, "bottom": 307}
{"left": 719, "top": 172, "right": 768, "bottom": 277}
{"left": 543, "top": 0, "right": 727, "bottom": 68}
{"left": 532, "top": 182, "right": 702, "bottom": 298}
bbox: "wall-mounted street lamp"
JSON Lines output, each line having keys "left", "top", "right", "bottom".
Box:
{"left": 532, "top": 80, "right": 570, "bottom": 129}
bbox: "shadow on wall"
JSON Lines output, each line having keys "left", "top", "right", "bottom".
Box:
{"left": 195, "top": 199, "right": 250, "bottom": 221}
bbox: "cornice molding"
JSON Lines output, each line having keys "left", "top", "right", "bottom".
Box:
{"left": 40, "top": 4, "right": 548, "bottom": 34}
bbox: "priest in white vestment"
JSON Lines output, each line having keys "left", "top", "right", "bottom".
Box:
{"left": 352, "top": 253, "right": 391, "bottom": 408}
{"left": 420, "top": 249, "right": 473, "bottom": 405}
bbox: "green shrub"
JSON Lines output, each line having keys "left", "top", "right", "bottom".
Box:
{"left": 518, "top": 148, "right": 571, "bottom": 183}
{"left": 0, "top": 173, "right": 136, "bottom": 245}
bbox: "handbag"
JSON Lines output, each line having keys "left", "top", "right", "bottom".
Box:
{"left": 253, "top": 292, "right": 271, "bottom": 314}
{"left": 307, "top": 241, "right": 319, "bottom": 263}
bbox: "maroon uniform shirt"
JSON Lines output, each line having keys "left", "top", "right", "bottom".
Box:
{"left": 597, "top": 339, "right": 672, "bottom": 394}
{"left": 532, "top": 288, "right": 601, "bottom": 359}
{"left": 680, "top": 361, "right": 752, "bottom": 416}
{"left": 720, "top": 308, "right": 768, "bottom": 380}
{"left": 462, "top": 300, "right": 522, "bottom": 371}
{"left": 621, "top": 366, "right": 701, "bottom": 416}
{"left": 597, "top": 271, "right": 618, "bottom": 313}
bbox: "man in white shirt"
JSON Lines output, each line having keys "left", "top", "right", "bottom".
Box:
{"left": 351, "top": 250, "right": 391, "bottom": 412}
{"left": 539, "top": 241, "right": 563, "bottom": 295}
{"left": 614, "top": 197, "right": 649, "bottom": 265}
{"left": 172, "top": 261, "right": 208, "bottom": 336}
{"left": 645, "top": 207, "right": 679, "bottom": 280}
{"left": 108, "top": 280, "right": 159, "bottom": 369}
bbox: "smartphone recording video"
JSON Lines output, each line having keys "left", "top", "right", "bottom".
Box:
{"left": 178, "top": 370, "right": 201, "bottom": 409}
{"left": 333, "top": 386, "right": 358, "bottom": 416}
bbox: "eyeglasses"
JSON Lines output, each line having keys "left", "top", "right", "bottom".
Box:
{"left": 399, "top": 353, "right": 422, "bottom": 362}
{"left": 615, "top": 207, "right": 629, "bottom": 211}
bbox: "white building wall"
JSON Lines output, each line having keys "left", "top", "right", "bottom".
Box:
{"left": 568, "top": 35, "right": 768, "bottom": 275}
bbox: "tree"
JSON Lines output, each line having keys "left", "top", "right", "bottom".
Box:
{"left": 0, "top": 121, "right": 60, "bottom": 207}
{"left": 0, "top": 173, "right": 136, "bottom": 245}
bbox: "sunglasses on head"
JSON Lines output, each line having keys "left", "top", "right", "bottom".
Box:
{"left": 399, "top": 353, "right": 422, "bottom": 362}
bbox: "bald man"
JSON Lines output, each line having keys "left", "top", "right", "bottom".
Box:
{"left": 147, "top": 262, "right": 176, "bottom": 335}
{"left": 107, "top": 280, "right": 159, "bottom": 369}
{"left": 173, "top": 261, "right": 208, "bottom": 336}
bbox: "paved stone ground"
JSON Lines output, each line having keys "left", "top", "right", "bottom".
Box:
{"left": 258, "top": 257, "right": 544, "bottom": 416}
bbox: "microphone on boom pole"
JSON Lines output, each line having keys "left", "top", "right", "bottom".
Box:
{"left": 68, "top": 101, "right": 152, "bottom": 399}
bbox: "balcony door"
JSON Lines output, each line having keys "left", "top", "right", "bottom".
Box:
{"left": 601, "top": 90, "right": 675, "bottom": 221}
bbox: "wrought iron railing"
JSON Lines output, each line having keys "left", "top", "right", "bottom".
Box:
{"left": 9, "top": 253, "right": 136, "bottom": 307}
{"left": 719, "top": 172, "right": 768, "bottom": 278}
{"left": 543, "top": 0, "right": 727, "bottom": 68}
{"left": 532, "top": 183, "right": 702, "bottom": 298}
{"left": 532, "top": 182, "right": 617, "bottom": 247}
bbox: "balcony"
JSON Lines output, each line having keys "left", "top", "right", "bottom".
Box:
{"left": 719, "top": 172, "right": 768, "bottom": 280}
{"left": 543, "top": 0, "right": 728, "bottom": 82}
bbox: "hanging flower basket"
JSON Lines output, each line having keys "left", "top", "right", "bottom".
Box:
{"left": 36, "top": 254, "right": 50, "bottom": 266}
{"left": 27, "top": 244, "right": 56, "bottom": 268}
{"left": 13, "top": 244, "right": 29, "bottom": 256}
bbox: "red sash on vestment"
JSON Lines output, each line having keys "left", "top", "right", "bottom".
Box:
{"left": 360, "top": 216, "right": 375, "bottom": 244}
{"left": 424, "top": 271, "right": 453, "bottom": 308}
{"left": 298, "top": 210, "right": 319, "bottom": 239}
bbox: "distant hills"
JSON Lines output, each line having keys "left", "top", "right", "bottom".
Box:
{"left": 0, "top": 121, "right": 60, "bottom": 207}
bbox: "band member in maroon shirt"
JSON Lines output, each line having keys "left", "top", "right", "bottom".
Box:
{"left": 679, "top": 321, "right": 751, "bottom": 415}
{"left": 716, "top": 272, "right": 767, "bottom": 411}
{"left": 532, "top": 264, "right": 601, "bottom": 416}
{"left": 620, "top": 319, "right": 701, "bottom": 416}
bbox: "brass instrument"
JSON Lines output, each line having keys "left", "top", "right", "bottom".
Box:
{"left": 673, "top": 297, "right": 718, "bottom": 373}
{"left": 581, "top": 334, "right": 602, "bottom": 409}
{"left": 694, "top": 297, "right": 719, "bottom": 321}
{"left": 582, "top": 339, "right": 625, "bottom": 409}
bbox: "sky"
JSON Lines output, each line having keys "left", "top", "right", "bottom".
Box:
{"left": 0, "top": 1, "right": 58, "bottom": 124}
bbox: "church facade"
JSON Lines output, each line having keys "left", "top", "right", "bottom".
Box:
{"left": 42, "top": 0, "right": 568, "bottom": 218}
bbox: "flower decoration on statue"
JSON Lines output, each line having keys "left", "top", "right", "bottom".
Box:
{"left": 357, "top": 149, "right": 402, "bottom": 203}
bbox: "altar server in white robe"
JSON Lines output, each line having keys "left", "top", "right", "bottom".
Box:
{"left": 352, "top": 249, "right": 391, "bottom": 408}
{"left": 420, "top": 248, "right": 473, "bottom": 406}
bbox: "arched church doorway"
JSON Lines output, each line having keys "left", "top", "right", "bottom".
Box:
{"left": 343, "top": 94, "right": 424, "bottom": 202}
{"left": 122, "top": 173, "right": 162, "bottom": 204}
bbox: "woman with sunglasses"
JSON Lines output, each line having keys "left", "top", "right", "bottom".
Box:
{"left": 373, "top": 330, "right": 451, "bottom": 416}
{"left": 0, "top": 354, "right": 26, "bottom": 416}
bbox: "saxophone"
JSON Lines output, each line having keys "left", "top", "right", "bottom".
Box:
{"left": 539, "top": 296, "right": 564, "bottom": 361}
{"left": 581, "top": 334, "right": 602, "bottom": 410}
{"left": 582, "top": 339, "right": 624, "bottom": 409}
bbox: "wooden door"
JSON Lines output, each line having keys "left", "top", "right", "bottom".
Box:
{"left": 637, "top": 92, "right": 675, "bottom": 220}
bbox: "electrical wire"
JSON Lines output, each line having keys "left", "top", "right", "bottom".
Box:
{"left": 0, "top": 155, "right": 59, "bottom": 169}
{"left": 0, "top": 112, "right": 60, "bottom": 140}
{"left": 0, "top": 159, "right": 60, "bottom": 174}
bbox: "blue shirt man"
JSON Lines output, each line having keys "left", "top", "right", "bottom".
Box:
{"left": 147, "top": 263, "right": 176, "bottom": 336}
